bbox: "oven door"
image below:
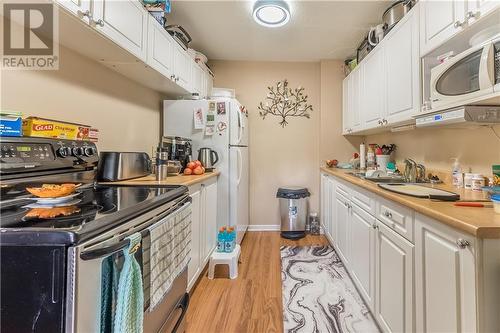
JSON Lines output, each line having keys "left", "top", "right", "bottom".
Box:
{"left": 430, "top": 41, "right": 495, "bottom": 110}
{"left": 65, "top": 197, "right": 191, "bottom": 333}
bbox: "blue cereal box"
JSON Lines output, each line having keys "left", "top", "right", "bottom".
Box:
{"left": 0, "top": 111, "right": 22, "bottom": 137}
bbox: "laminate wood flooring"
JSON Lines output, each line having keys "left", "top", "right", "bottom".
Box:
{"left": 185, "top": 232, "right": 329, "bottom": 333}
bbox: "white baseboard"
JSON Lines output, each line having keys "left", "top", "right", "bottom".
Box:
{"left": 247, "top": 224, "right": 281, "bottom": 231}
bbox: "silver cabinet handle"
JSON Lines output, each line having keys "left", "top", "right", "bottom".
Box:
{"left": 456, "top": 239, "right": 470, "bottom": 249}
{"left": 454, "top": 20, "right": 465, "bottom": 28}
{"left": 466, "top": 11, "right": 480, "bottom": 20}
{"left": 77, "top": 9, "right": 91, "bottom": 19}
{"left": 93, "top": 19, "right": 104, "bottom": 27}
{"left": 383, "top": 119, "right": 388, "bottom": 124}
{"left": 170, "top": 74, "right": 176, "bottom": 80}
{"left": 384, "top": 211, "right": 393, "bottom": 219}
{"left": 378, "top": 120, "right": 382, "bottom": 125}
{"left": 372, "top": 223, "right": 379, "bottom": 230}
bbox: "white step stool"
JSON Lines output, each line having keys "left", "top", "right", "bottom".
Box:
{"left": 208, "top": 244, "right": 241, "bottom": 280}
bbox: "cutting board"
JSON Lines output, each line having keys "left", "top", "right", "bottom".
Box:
{"left": 378, "top": 183, "right": 460, "bottom": 200}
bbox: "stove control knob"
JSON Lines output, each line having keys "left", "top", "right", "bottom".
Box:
{"left": 83, "top": 147, "right": 96, "bottom": 157}
{"left": 72, "top": 147, "right": 84, "bottom": 156}
{"left": 57, "top": 147, "right": 71, "bottom": 158}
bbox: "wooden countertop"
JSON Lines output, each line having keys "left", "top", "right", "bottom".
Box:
{"left": 321, "top": 167, "right": 500, "bottom": 239}
{"left": 99, "top": 171, "right": 220, "bottom": 187}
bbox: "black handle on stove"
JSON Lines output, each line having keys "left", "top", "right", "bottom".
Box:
{"left": 80, "top": 238, "right": 131, "bottom": 261}
{"left": 172, "top": 293, "right": 190, "bottom": 333}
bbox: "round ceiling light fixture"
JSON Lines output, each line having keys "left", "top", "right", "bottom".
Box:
{"left": 252, "top": 0, "right": 291, "bottom": 28}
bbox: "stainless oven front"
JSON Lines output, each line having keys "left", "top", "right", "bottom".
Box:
{"left": 65, "top": 195, "right": 191, "bottom": 333}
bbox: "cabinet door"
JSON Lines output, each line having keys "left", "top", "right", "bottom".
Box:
{"left": 203, "top": 180, "right": 218, "bottom": 264}
{"left": 56, "top": 0, "right": 90, "bottom": 20}
{"left": 321, "top": 174, "right": 329, "bottom": 235}
{"left": 420, "top": 0, "right": 466, "bottom": 56}
{"left": 362, "top": 46, "right": 385, "bottom": 129}
{"left": 173, "top": 46, "right": 191, "bottom": 90}
{"left": 415, "top": 213, "right": 477, "bottom": 333}
{"left": 349, "top": 203, "right": 376, "bottom": 310}
{"left": 350, "top": 69, "right": 362, "bottom": 132}
{"left": 205, "top": 73, "right": 213, "bottom": 98}
{"left": 190, "top": 63, "right": 203, "bottom": 96}
{"left": 327, "top": 177, "right": 336, "bottom": 243}
{"left": 334, "top": 194, "right": 350, "bottom": 266}
{"left": 146, "top": 16, "right": 174, "bottom": 79}
{"left": 342, "top": 77, "right": 350, "bottom": 134}
{"left": 375, "top": 221, "right": 414, "bottom": 333}
{"left": 92, "top": 0, "right": 148, "bottom": 61}
{"left": 187, "top": 186, "right": 201, "bottom": 290}
{"left": 385, "top": 7, "right": 420, "bottom": 124}
{"left": 467, "top": 0, "right": 500, "bottom": 24}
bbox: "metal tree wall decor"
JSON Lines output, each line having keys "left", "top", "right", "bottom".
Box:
{"left": 258, "top": 79, "right": 313, "bottom": 127}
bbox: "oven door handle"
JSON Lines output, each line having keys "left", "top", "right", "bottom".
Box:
{"left": 80, "top": 238, "right": 130, "bottom": 261}
{"left": 172, "top": 293, "right": 190, "bottom": 333}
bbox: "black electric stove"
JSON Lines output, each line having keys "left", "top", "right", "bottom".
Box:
{"left": 0, "top": 137, "right": 190, "bottom": 333}
{"left": 0, "top": 137, "right": 188, "bottom": 245}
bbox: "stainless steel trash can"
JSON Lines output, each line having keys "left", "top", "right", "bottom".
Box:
{"left": 277, "top": 187, "right": 310, "bottom": 240}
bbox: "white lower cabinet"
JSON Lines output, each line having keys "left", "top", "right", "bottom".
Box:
{"left": 321, "top": 171, "right": 500, "bottom": 333}
{"left": 375, "top": 221, "right": 414, "bottom": 333}
{"left": 187, "top": 176, "right": 218, "bottom": 291}
{"left": 349, "top": 203, "right": 376, "bottom": 309}
{"left": 415, "top": 213, "right": 477, "bottom": 333}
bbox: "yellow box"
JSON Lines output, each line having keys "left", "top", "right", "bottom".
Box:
{"left": 22, "top": 117, "right": 90, "bottom": 140}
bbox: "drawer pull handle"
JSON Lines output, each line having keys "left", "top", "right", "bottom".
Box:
{"left": 372, "top": 223, "right": 379, "bottom": 230}
{"left": 384, "top": 211, "right": 393, "bottom": 219}
{"left": 456, "top": 239, "right": 470, "bottom": 249}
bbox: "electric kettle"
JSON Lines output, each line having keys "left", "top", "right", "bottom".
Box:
{"left": 198, "top": 148, "right": 219, "bottom": 169}
{"left": 368, "top": 24, "right": 385, "bottom": 47}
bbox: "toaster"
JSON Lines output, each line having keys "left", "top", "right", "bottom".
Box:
{"left": 97, "top": 152, "right": 151, "bottom": 181}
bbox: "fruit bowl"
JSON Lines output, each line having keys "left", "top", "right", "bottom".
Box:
{"left": 325, "top": 160, "right": 338, "bottom": 168}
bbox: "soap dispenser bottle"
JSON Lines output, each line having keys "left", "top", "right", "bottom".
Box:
{"left": 451, "top": 158, "right": 463, "bottom": 188}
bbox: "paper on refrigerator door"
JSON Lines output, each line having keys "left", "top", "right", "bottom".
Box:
{"left": 193, "top": 108, "right": 204, "bottom": 130}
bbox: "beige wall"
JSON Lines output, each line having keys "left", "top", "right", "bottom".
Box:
{"left": 211, "top": 60, "right": 321, "bottom": 227}
{"left": 365, "top": 125, "right": 500, "bottom": 176}
{"left": 1, "top": 46, "right": 162, "bottom": 153}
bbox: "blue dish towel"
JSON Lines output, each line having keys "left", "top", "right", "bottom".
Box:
{"left": 113, "top": 233, "right": 144, "bottom": 333}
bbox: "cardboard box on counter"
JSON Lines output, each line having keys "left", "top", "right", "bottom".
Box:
{"left": 0, "top": 111, "right": 23, "bottom": 137}
{"left": 22, "top": 117, "right": 91, "bottom": 140}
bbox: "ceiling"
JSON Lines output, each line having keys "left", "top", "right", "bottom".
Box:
{"left": 167, "top": 1, "right": 390, "bottom": 62}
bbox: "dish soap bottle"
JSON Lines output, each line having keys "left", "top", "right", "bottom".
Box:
{"left": 451, "top": 158, "right": 463, "bottom": 188}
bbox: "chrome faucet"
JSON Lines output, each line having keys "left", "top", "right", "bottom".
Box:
{"left": 416, "top": 164, "right": 427, "bottom": 183}
{"left": 403, "top": 158, "right": 417, "bottom": 183}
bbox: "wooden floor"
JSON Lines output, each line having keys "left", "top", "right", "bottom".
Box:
{"left": 185, "top": 232, "right": 329, "bottom": 333}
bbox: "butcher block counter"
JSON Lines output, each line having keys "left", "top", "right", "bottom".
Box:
{"left": 99, "top": 171, "right": 220, "bottom": 187}
{"left": 321, "top": 167, "right": 500, "bottom": 238}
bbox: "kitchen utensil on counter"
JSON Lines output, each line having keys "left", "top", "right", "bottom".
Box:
{"left": 97, "top": 152, "right": 151, "bottom": 182}
{"left": 368, "top": 24, "right": 385, "bottom": 47}
{"left": 198, "top": 148, "right": 219, "bottom": 171}
{"left": 156, "top": 149, "right": 169, "bottom": 181}
{"left": 454, "top": 202, "right": 492, "bottom": 208}
{"left": 166, "top": 160, "right": 182, "bottom": 175}
{"left": 382, "top": 0, "right": 413, "bottom": 32}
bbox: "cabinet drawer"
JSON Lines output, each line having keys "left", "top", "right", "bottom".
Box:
{"left": 377, "top": 197, "right": 414, "bottom": 242}
{"left": 350, "top": 185, "right": 376, "bottom": 216}
{"left": 335, "top": 180, "right": 351, "bottom": 199}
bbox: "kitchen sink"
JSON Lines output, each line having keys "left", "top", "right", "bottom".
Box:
{"left": 347, "top": 172, "right": 406, "bottom": 183}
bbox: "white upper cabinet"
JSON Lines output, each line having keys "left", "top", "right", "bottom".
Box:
{"left": 420, "top": 0, "right": 466, "bottom": 56}
{"left": 173, "top": 45, "right": 192, "bottom": 91}
{"left": 93, "top": 0, "right": 148, "bottom": 61}
{"left": 342, "top": 4, "right": 420, "bottom": 134}
{"left": 146, "top": 16, "right": 174, "bottom": 79}
{"left": 384, "top": 6, "right": 420, "bottom": 124}
{"left": 361, "top": 46, "right": 385, "bottom": 129}
{"left": 420, "top": 0, "right": 500, "bottom": 56}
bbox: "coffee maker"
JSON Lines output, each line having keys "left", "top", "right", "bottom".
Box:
{"left": 160, "top": 136, "right": 192, "bottom": 170}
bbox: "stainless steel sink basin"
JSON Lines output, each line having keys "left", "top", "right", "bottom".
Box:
{"left": 347, "top": 172, "right": 406, "bottom": 183}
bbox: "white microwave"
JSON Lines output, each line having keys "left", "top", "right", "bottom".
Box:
{"left": 430, "top": 37, "right": 500, "bottom": 110}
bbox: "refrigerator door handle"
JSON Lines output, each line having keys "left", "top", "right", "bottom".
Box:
{"left": 236, "top": 104, "right": 243, "bottom": 144}
{"left": 236, "top": 148, "right": 243, "bottom": 186}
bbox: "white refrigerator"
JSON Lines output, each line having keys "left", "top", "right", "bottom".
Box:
{"left": 163, "top": 98, "right": 249, "bottom": 244}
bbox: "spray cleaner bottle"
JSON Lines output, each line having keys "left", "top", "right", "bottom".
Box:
{"left": 451, "top": 158, "right": 463, "bottom": 188}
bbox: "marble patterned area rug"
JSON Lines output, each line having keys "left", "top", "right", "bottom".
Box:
{"left": 280, "top": 246, "right": 380, "bottom": 333}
